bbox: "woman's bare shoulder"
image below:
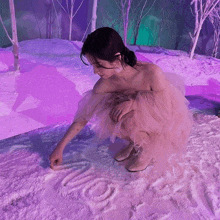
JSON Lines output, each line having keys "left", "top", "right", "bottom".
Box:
{"left": 143, "top": 63, "right": 167, "bottom": 91}
{"left": 93, "top": 78, "right": 115, "bottom": 94}
{"left": 137, "top": 61, "right": 160, "bottom": 71}
{"left": 137, "top": 61, "right": 166, "bottom": 91}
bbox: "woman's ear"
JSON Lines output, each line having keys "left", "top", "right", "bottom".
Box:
{"left": 113, "top": 52, "right": 122, "bottom": 68}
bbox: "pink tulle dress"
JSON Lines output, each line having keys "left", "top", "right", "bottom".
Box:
{"left": 73, "top": 70, "right": 194, "bottom": 173}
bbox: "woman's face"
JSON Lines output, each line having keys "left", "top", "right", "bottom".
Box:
{"left": 85, "top": 54, "right": 121, "bottom": 79}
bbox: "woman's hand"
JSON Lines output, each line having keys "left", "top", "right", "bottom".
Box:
{"left": 49, "top": 145, "right": 63, "bottom": 170}
{"left": 110, "top": 100, "right": 134, "bottom": 122}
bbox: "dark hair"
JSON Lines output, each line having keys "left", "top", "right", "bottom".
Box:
{"left": 80, "top": 27, "right": 140, "bottom": 70}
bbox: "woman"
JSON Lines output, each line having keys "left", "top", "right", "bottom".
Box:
{"left": 49, "top": 27, "right": 193, "bottom": 173}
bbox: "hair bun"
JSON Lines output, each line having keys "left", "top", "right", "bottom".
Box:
{"left": 123, "top": 47, "right": 136, "bottom": 67}
{"left": 123, "top": 47, "right": 130, "bottom": 55}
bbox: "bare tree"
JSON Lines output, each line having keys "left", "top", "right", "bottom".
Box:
{"left": 31, "top": 0, "right": 42, "bottom": 38}
{"left": 0, "top": 0, "right": 20, "bottom": 71}
{"left": 114, "top": 0, "right": 133, "bottom": 46}
{"left": 169, "top": 0, "right": 192, "bottom": 49}
{"left": 198, "top": 16, "right": 214, "bottom": 54}
{"left": 45, "top": 0, "right": 53, "bottom": 38}
{"left": 81, "top": 0, "right": 98, "bottom": 42}
{"left": 157, "top": 0, "right": 169, "bottom": 47}
{"left": 208, "top": 2, "right": 220, "bottom": 57}
{"left": 91, "top": 0, "right": 98, "bottom": 33}
{"left": 81, "top": 16, "right": 92, "bottom": 42}
{"left": 189, "top": 0, "right": 220, "bottom": 59}
{"left": 132, "top": 0, "right": 156, "bottom": 45}
{"left": 55, "top": 0, "right": 85, "bottom": 40}
{"left": 99, "top": 7, "right": 122, "bottom": 28}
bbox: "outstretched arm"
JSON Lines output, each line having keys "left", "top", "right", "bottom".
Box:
{"left": 49, "top": 120, "right": 88, "bottom": 169}
{"left": 58, "top": 120, "right": 88, "bottom": 150}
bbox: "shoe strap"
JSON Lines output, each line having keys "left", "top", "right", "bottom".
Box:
{"left": 133, "top": 144, "right": 142, "bottom": 156}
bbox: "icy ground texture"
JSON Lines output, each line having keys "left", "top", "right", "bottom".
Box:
{"left": 1, "top": 113, "right": 220, "bottom": 220}
{"left": 1, "top": 39, "right": 220, "bottom": 219}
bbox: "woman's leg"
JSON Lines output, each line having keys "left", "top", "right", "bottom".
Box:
{"left": 114, "top": 104, "right": 152, "bottom": 165}
{"left": 114, "top": 111, "right": 135, "bottom": 162}
{"left": 126, "top": 132, "right": 156, "bottom": 172}
{"left": 119, "top": 106, "right": 155, "bottom": 171}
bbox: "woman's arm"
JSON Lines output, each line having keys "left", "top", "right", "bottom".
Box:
{"left": 57, "top": 120, "right": 88, "bottom": 150}
{"left": 49, "top": 120, "right": 88, "bottom": 169}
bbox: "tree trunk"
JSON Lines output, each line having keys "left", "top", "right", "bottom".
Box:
{"left": 158, "top": 7, "right": 165, "bottom": 46}
{"left": 69, "top": 0, "right": 74, "bottom": 40}
{"left": 209, "top": 4, "right": 220, "bottom": 58}
{"left": 189, "top": 0, "right": 220, "bottom": 59}
{"left": 133, "top": 19, "right": 141, "bottom": 45}
{"left": 212, "top": 30, "right": 220, "bottom": 57}
{"left": 189, "top": 20, "right": 203, "bottom": 59}
{"left": 174, "top": 14, "right": 185, "bottom": 50}
{"left": 9, "top": 0, "right": 20, "bottom": 71}
{"left": 123, "top": 0, "right": 131, "bottom": 46}
{"left": 91, "top": 0, "right": 98, "bottom": 32}
{"left": 133, "top": 0, "right": 148, "bottom": 45}
{"left": 45, "top": 0, "right": 53, "bottom": 38}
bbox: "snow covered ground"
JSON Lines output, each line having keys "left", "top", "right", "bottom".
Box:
{"left": 1, "top": 39, "right": 220, "bottom": 219}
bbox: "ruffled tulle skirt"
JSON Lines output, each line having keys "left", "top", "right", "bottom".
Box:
{"left": 73, "top": 71, "right": 194, "bottom": 173}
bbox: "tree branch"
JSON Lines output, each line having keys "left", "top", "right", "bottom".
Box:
{"left": 142, "top": 0, "right": 157, "bottom": 18}
{"left": 51, "top": 0, "right": 60, "bottom": 37}
{"left": 66, "top": 0, "right": 69, "bottom": 14}
{"left": 204, "top": 0, "right": 220, "bottom": 18}
{"left": 81, "top": 16, "right": 92, "bottom": 42}
{"left": 199, "top": 0, "right": 203, "bottom": 17}
{"left": 70, "top": 0, "right": 74, "bottom": 19}
{"left": 132, "top": 0, "right": 146, "bottom": 14}
{"left": 55, "top": 0, "right": 68, "bottom": 14}
{"left": 189, "top": 31, "right": 193, "bottom": 40}
{"left": 195, "top": 0, "right": 199, "bottom": 31}
{"left": 0, "top": 15, "right": 13, "bottom": 44}
{"left": 114, "top": 0, "right": 122, "bottom": 10}
{"left": 72, "top": 0, "right": 85, "bottom": 18}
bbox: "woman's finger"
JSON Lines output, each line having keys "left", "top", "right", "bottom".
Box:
{"left": 114, "top": 109, "right": 122, "bottom": 122}
{"left": 50, "top": 161, "right": 54, "bottom": 169}
{"left": 110, "top": 108, "right": 116, "bottom": 119}
{"left": 117, "top": 112, "right": 121, "bottom": 122}
{"left": 110, "top": 109, "right": 114, "bottom": 120}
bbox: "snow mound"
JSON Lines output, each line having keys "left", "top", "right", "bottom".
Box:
{"left": 0, "top": 61, "right": 8, "bottom": 72}
{"left": 0, "top": 102, "right": 11, "bottom": 116}
{"left": 0, "top": 48, "right": 13, "bottom": 72}
{"left": 5, "top": 39, "right": 81, "bottom": 56}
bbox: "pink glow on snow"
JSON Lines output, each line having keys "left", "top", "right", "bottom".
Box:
{"left": 186, "top": 78, "right": 220, "bottom": 102}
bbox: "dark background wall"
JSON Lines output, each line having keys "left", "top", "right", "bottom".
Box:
{"left": 0, "top": 0, "right": 218, "bottom": 58}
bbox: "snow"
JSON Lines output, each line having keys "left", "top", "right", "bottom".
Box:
{"left": 0, "top": 38, "right": 220, "bottom": 219}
